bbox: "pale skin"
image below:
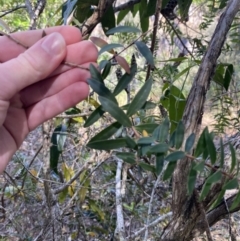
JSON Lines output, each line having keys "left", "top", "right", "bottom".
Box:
{"left": 0, "top": 26, "right": 98, "bottom": 173}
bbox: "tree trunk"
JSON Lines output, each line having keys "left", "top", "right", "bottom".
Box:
{"left": 160, "top": 0, "right": 240, "bottom": 240}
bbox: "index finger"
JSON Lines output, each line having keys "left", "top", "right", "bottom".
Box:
{"left": 0, "top": 26, "right": 82, "bottom": 62}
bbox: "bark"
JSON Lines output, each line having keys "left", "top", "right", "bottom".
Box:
{"left": 161, "top": 0, "right": 240, "bottom": 240}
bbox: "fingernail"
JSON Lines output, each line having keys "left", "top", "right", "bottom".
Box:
{"left": 41, "top": 33, "right": 65, "bottom": 56}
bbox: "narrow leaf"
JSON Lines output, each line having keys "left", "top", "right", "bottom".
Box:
{"left": 188, "top": 163, "right": 197, "bottom": 194}
{"left": 98, "top": 43, "right": 123, "bottom": 56}
{"left": 90, "top": 36, "right": 108, "bottom": 48}
{"left": 205, "top": 130, "right": 216, "bottom": 165}
{"left": 139, "top": 162, "right": 155, "bottom": 172}
{"left": 220, "top": 138, "right": 224, "bottom": 168}
{"left": 135, "top": 41, "right": 154, "bottom": 67}
{"left": 113, "top": 63, "right": 137, "bottom": 96}
{"left": 206, "top": 171, "right": 222, "bottom": 184}
{"left": 87, "top": 78, "right": 117, "bottom": 104}
{"left": 185, "top": 133, "right": 195, "bottom": 153}
{"left": 89, "top": 64, "right": 103, "bottom": 83}
{"left": 99, "top": 96, "right": 132, "bottom": 127}
{"left": 223, "top": 178, "right": 238, "bottom": 190}
{"left": 84, "top": 106, "right": 105, "bottom": 127}
{"left": 230, "top": 190, "right": 240, "bottom": 210}
{"left": 135, "top": 123, "right": 158, "bottom": 134}
{"left": 156, "top": 153, "right": 164, "bottom": 175}
{"left": 87, "top": 139, "right": 126, "bottom": 150}
{"left": 165, "top": 151, "right": 185, "bottom": 162}
{"left": 149, "top": 143, "right": 169, "bottom": 154}
{"left": 127, "top": 77, "right": 153, "bottom": 116}
{"left": 115, "top": 55, "right": 131, "bottom": 74}
{"left": 229, "top": 143, "right": 236, "bottom": 173}
{"left": 116, "top": 152, "right": 136, "bottom": 164}
{"left": 163, "top": 162, "right": 177, "bottom": 181}
{"left": 89, "top": 122, "right": 122, "bottom": 143}
{"left": 137, "top": 137, "right": 154, "bottom": 145}
{"left": 106, "top": 25, "right": 141, "bottom": 35}
{"left": 175, "top": 120, "right": 184, "bottom": 149}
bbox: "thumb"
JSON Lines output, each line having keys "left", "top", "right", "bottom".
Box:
{"left": 0, "top": 32, "right": 66, "bottom": 101}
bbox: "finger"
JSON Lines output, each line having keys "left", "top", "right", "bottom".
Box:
{"left": 50, "top": 40, "right": 98, "bottom": 77}
{"left": 20, "top": 62, "right": 95, "bottom": 107}
{"left": 26, "top": 82, "right": 89, "bottom": 130}
{"left": 0, "top": 32, "right": 67, "bottom": 101}
{"left": 0, "top": 26, "right": 82, "bottom": 62}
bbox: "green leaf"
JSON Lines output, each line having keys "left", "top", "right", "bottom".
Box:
{"left": 106, "top": 25, "right": 141, "bottom": 35}
{"left": 230, "top": 190, "right": 240, "bottom": 210}
{"left": 220, "top": 138, "right": 224, "bottom": 168}
{"left": 84, "top": 106, "right": 105, "bottom": 127}
{"left": 89, "top": 122, "right": 122, "bottom": 143}
{"left": 169, "top": 131, "right": 176, "bottom": 147}
{"left": 62, "top": 0, "right": 78, "bottom": 25}
{"left": 50, "top": 125, "right": 67, "bottom": 174}
{"left": 116, "top": 152, "right": 136, "bottom": 164}
{"left": 135, "top": 123, "right": 159, "bottom": 134}
{"left": 185, "top": 133, "right": 195, "bottom": 153}
{"left": 125, "top": 135, "right": 137, "bottom": 149}
{"left": 210, "top": 189, "right": 226, "bottom": 209}
{"left": 165, "top": 151, "right": 185, "bottom": 162}
{"left": 145, "top": 0, "right": 157, "bottom": 17}
{"left": 188, "top": 163, "right": 197, "bottom": 194}
{"left": 127, "top": 77, "right": 153, "bottom": 116}
{"left": 101, "top": 61, "right": 112, "bottom": 80}
{"left": 113, "top": 64, "right": 137, "bottom": 96}
{"left": 141, "top": 101, "right": 156, "bottom": 110}
{"left": 99, "top": 60, "right": 109, "bottom": 70}
{"left": 205, "top": 130, "right": 216, "bottom": 165}
{"left": 140, "top": 145, "right": 152, "bottom": 156}
{"left": 193, "top": 161, "right": 205, "bottom": 172}
{"left": 87, "top": 138, "right": 126, "bottom": 150}
{"left": 99, "top": 96, "right": 132, "bottom": 127}
{"left": 195, "top": 128, "right": 207, "bottom": 157}
{"left": 178, "top": 0, "right": 193, "bottom": 20}
{"left": 149, "top": 143, "right": 169, "bottom": 154}
{"left": 156, "top": 153, "right": 164, "bottom": 175}
{"left": 98, "top": 43, "right": 123, "bottom": 56}
{"left": 135, "top": 41, "right": 154, "bottom": 67}
{"left": 89, "top": 64, "right": 103, "bottom": 82}
{"left": 137, "top": 137, "right": 154, "bottom": 145}
{"left": 206, "top": 171, "right": 222, "bottom": 184}
{"left": 87, "top": 78, "right": 117, "bottom": 104}
{"left": 139, "top": 162, "right": 155, "bottom": 172}
{"left": 223, "top": 178, "right": 238, "bottom": 190}
{"left": 223, "top": 64, "right": 234, "bottom": 91}
{"left": 200, "top": 182, "right": 212, "bottom": 201}
{"left": 175, "top": 121, "right": 184, "bottom": 149}
{"left": 101, "top": 5, "right": 115, "bottom": 34}
{"left": 153, "top": 118, "right": 170, "bottom": 143}
{"left": 117, "top": 9, "right": 130, "bottom": 24}
{"left": 229, "top": 143, "right": 236, "bottom": 173}
{"left": 139, "top": 0, "right": 149, "bottom": 32}
{"left": 163, "top": 162, "right": 177, "bottom": 181}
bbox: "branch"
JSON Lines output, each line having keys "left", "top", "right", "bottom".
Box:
{"left": 0, "top": 5, "right": 26, "bottom": 18}
{"left": 81, "top": 0, "right": 116, "bottom": 38}
{"left": 126, "top": 212, "right": 172, "bottom": 240}
{"left": 113, "top": 0, "right": 141, "bottom": 12}
{"left": 115, "top": 157, "right": 126, "bottom": 240}
{"left": 146, "top": 0, "right": 162, "bottom": 81}
{"left": 144, "top": 174, "right": 161, "bottom": 241}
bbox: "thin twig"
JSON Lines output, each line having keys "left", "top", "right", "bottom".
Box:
{"left": 115, "top": 157, "right": 126, "bottom": 241}
{"left": 0, "top": 5, "right": 26, "bottom": 18}
{"left": 143, "top": 174, "right": 161, "bottom": 241}
{"left": 126, "top": 212, "right": 172, "bottom": 240}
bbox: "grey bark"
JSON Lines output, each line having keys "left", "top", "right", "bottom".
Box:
{"left": 161, "top": 0, "right": 240, "bottom": 240}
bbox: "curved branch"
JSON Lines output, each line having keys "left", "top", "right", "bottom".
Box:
{"left": 0, "top": 5, "right": 26, "bottom": 18}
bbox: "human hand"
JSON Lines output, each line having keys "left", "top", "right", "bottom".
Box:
{"left": 0, "top": 26, "right": 98, "bottom": 172}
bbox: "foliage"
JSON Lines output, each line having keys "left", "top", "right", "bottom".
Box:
{"left": 1, "top": 0, "right": 240, "bottom": 240}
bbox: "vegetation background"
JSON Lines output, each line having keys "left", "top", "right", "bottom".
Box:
{"left": 0, "top": 0, "right": 240, "bottom": 240}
